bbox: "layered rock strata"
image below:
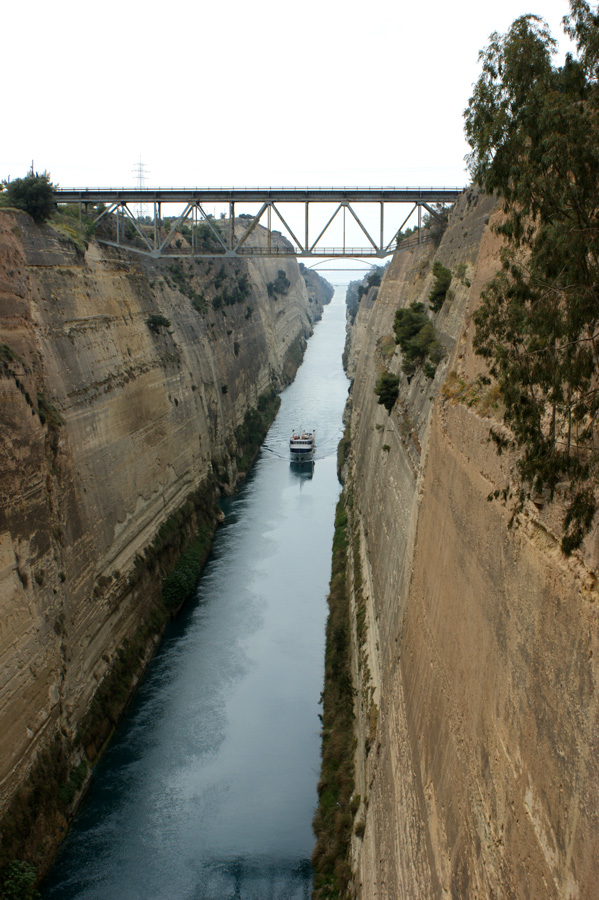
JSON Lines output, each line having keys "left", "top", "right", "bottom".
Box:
{"left": 0, "top": 211, "right": 330, "bottom": 845}
{"left": 344, "top": 192, "right": 599, "bottom": 899}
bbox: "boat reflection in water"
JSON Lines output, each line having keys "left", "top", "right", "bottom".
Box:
{"left": 290, "top": 458, "right": 315, "bottom": 480}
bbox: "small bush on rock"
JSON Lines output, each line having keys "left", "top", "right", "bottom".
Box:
{"left": 374, "top": 370, "right": 400, "bottom": 411}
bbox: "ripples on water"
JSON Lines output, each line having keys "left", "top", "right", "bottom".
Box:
{"left": 43, "top": 289, "right": 349, "bottom": 900}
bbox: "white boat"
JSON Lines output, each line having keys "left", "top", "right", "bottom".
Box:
{"left": 290, "top": 429, "right": 315, "bottom": 461}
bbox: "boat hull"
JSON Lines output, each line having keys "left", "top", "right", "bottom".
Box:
{"left": 290, "top": 448, "right": 314, "bottom": 461}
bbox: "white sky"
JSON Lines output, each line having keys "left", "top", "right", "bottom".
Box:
{"left": 3, "top": 0, "right": 574, "bottom": 191}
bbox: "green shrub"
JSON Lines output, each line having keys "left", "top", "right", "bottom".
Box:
{"left": 0, "top": 344, "right": 19, "bottom": 364}
{"left": 394, "top": 302, "right": 444, "bottom": 378}
{"left": 213, "top": 265, "right": 227, "bottom": 288}
{"left": 425, "top": 206, "right": 450, "bottom": 246}
{"left": 36, "top": 392, "right": 64, "bottom": 430}
{"left": 366, "top": 268, "right": 383, "bottom": 288}
{"left": 428, "top": 260, "right": 452, "bottom": 312}
{"left": 146, "top": 314, "right": 171, "bottom": 333}
{"left": 267, "top": 269, "right": 291, "bottom": 298}
{"left": 161, "top": 525, "right": 214, "bottom": 609}
{"left": 219, "top": 274, "right": 251, "bottom": 307}
{"left": 337, "top": 424, "right": 351, "bottom": 480}
{"left": 1, "top": 860, "right": 39, "bottom": 900}
{"left": 2, "top": 171, "right": 55, "bottom": 224}
{"left": 235, "top": 389, "right": 280, "bottom": 473}
{"left": 193, "top": 222, "right": 221, "bottom": 250}
{"left": 57, "top": 760, "right": 88, "bottom": 806}
{"left": 237, "top": 273, "right": 250, "bottom": 297}
{"left": 165, "top": 262, "right": 206, "bottom": 309}
{"left": 50, "top": 206, "right": 96, "bottom": 248}
{"left": 374, "top": 371, "right": 400, "bottom": 412}
{"left": 0, "top": 737, "right": 87, "bottom": 880}
{"left": 312, "top": 493, "right": 356, "bottom": 900}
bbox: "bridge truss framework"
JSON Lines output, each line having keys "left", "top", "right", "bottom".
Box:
{"left": 53, "top": 186, "right": 464, "bottom": 260}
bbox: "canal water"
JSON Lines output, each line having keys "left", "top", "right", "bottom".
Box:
{"left": 43, "top": 286, "right": 349, "bottom": 900}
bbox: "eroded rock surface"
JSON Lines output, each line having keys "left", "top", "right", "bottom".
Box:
{"left": 345, "top": 192, "right": 599, "bottom": 899}
{"left": 0, "top": 210, "right": 330, "bottom": 832}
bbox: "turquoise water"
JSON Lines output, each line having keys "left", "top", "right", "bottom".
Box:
{"left": 43, "top": 289, "right": 349, "bottom": 900}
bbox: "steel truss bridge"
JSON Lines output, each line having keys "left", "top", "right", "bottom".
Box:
{"left": 53, "top": 186, "right": 464, "bottom": 260}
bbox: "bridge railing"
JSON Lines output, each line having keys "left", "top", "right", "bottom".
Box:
{"left": 55, "top": 185, "right": 465, "bottom": 193}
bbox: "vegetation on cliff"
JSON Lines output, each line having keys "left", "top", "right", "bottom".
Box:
{"left": 235, "top": 388, "right": 281, "bottom": 473}
{"left": 428, "top": 260, "right": 453, "bottom": 312}
{"left": 374, "top": 370, "right": 400, "bottom": 411}
{"left": 465, "top": 0, "right": 599, "bottom": 552}
{"left": 0, "top": 481, "right": 220, "bottom": 886}
{"left": 145, "top": 313, "right": 172, "bottom": 333}
{"left": 0, "top": 171, "right": 55, "bottom": 224}
{"left": 0, "top": 734, "right": 87, "bottom": 891}
{"left": 336, "top": 424, "right": 352, "bottom": 482}
{"left": 84, "top": 481, "right": 220, "bottom": 759}
{"left": 299, "top": 262, "right": 335, "bottom": 312}
{"left": 267, "top": 268, "right": 291, "bottom": 298}
{"left": 1, "top": 860, "right": 39, "bottom": 900}
{"left": 394, "top": 302, "right": 445, "bottom": 379}
{"left": 345, "top": 267, "right": 385, "bottom": 325}
{"left": 312, "top": 495, "right": 357, "bottom": 900}
{"left": 393, "top": 205, "right": 450, "bottom": 249}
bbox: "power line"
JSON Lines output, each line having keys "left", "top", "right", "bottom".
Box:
{"left": 131, "top": 157, "right": 149, "bottom": 220}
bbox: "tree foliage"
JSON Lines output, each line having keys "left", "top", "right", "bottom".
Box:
{"left": 365, "top": 267, "right": 383, "bottom": 288}
{"left": 374, "top": 370, "right": 400, "bottom": 411}
{"left": 394, "top": 302, "right": 444, "bottom": 378}
{"left": 2, "top": 171, "right": 55, "bottom": 224}
{"left": 146, "top": 314, "right": 171, "bottom": 333}
{"left": 464, "top": 1, "right": 599, "bottom": 552}
{"left": 1, "top": 861, "right": 39, "bottom": 900}
{"left": 267, "top": 268, "right": 291, "bottom": 298}
{"left": 429, "top": 261, "right": 452, "bottom": 312}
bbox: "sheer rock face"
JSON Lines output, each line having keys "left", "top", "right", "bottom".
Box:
{"left": 345, "top": 191, "right": 599, "bottom": 900}
{"left": 0, "top": 210, "right": 329, "bottom": 811}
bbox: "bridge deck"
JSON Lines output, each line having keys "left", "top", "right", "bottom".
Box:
{"left": 54, "top": 186, "right": 463, "bottom": 204}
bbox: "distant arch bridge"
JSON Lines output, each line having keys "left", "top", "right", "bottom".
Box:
{"left": 53, "top": 186, "right": 464, "bottom": 260}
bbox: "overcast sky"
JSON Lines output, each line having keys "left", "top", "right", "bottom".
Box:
{"left": 3, "top": 0, "right": 574, "bottom": 191}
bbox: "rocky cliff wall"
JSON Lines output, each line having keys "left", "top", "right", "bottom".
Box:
{"left": 344, "top": 192, "right": 599, "bottom": 899}
{"left": 0, "top": 210, "right": 330, "bottom": 844}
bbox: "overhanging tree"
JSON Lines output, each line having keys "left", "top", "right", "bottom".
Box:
{"left": 464, "top": 1, "right": 599, "bottom": 553}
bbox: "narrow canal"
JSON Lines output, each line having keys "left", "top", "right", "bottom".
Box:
{"left": 43, "top": 286, "right": 349, "bottom": 900}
